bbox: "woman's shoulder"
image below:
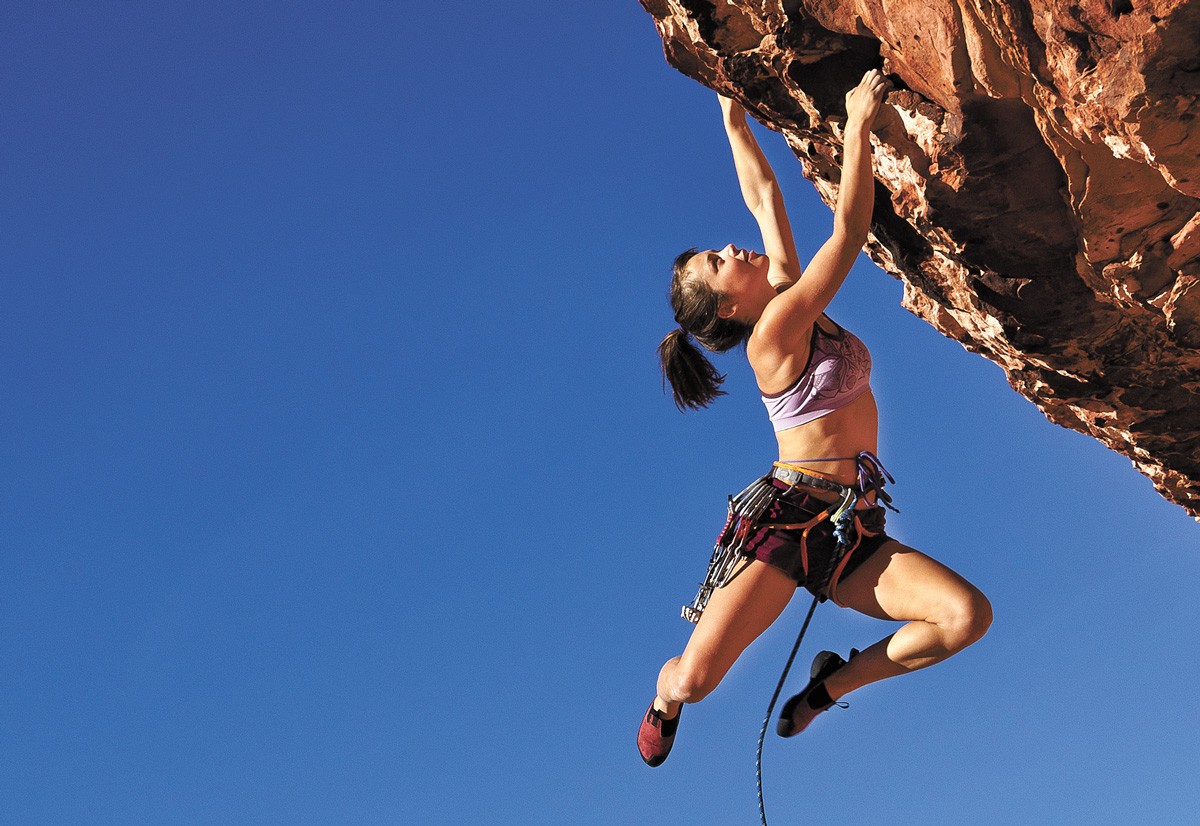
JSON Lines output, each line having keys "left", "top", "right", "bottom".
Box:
{"left": 748, "top": 320, "right": 817, "bottom": 395}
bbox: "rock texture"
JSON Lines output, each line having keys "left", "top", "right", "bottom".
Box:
{"left": 641, "top": 0, "right": 1200, "bottom": 518}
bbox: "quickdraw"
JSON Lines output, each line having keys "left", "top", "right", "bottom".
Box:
{"left": 681, "top": 473, "right": 779, "bottom": 623}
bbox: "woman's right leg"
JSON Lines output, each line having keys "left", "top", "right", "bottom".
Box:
{"left": 653, "top": 559, "right": 798, "bottom": 718}
{"left": 774, "top": 540, "right": 990, "bottom": 738}
{"left": 821, "top": 540, "right": 992, "bottom": 701}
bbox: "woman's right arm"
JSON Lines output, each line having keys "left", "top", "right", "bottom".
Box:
{"left": 753, "top": 70, "right": 887, "bottom": 353}
{"left": 720, "top": 96, "right": 802, "bottom": 290}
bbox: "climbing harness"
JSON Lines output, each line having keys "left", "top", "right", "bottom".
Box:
{"left": 682, "top": 451, "right": 895, "bottom": 623}
{"left": 679, "top": 452, "right": 896, "bottom": 826}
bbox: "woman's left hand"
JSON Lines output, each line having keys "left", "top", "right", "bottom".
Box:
{"left": 845, "top": 69, "right": 888, "bottom": 129}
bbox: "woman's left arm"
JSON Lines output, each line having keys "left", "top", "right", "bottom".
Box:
{"left": 752, "top": 70, "right": 887, "bottom": 358}
{"left": 720, "top": 96, "right": 801, "bottom": 289}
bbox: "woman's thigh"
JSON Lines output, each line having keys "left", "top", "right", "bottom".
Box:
{"left": 678, "top": 559, "right": 798, "bottom": 681}
{"left": 835, "top": 540, "right": 985, "bottom": 623}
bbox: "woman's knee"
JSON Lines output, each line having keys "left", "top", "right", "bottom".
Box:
{"left": 663, "top": 659, "right": 721, "bottom": 704}
{"left": 940, "top": 586, "right": 992, "bottom": 651}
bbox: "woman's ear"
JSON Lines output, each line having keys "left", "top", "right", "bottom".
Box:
{"left": 717, "top": 301, "right": 737, "bottom": 320}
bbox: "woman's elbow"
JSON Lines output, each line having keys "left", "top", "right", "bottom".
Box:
{"left": 748, "top": 184, "right": 784, "bottom": 221}
{"left": 829, "top": 222, "right": 869, "bottom": 250}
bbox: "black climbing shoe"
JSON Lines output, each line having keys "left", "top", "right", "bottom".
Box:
{"left": 776, "top": 649, "right": 857, "bottom": 737}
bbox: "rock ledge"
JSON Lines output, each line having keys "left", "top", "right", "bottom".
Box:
{"left": 641, "top": 0, "right": 1200, "bottom": 517}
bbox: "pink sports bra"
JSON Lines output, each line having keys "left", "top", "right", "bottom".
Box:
{"left": 760, "top": 318, "right": 872, "bottom": 432}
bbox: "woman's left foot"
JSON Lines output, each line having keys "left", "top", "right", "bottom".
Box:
{"left": 637, "top": 703, "right": 681, "bottom": 767}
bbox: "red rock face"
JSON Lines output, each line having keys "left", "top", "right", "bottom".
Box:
{"left": 640, "top": 0, "right": 1200, "bottom": 518}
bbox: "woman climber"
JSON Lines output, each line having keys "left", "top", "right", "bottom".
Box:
{"left": 638, "top": 69, "right": 992, "bottom": 767}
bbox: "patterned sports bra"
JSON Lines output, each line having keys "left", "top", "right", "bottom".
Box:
{"left": 760, "top": 317, "right": 872, "bottom": 432}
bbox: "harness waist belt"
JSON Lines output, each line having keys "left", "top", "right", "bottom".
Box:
{"left": 770, "top": 463, "right": 846, "bottom": 493}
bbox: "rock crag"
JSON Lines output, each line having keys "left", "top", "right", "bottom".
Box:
{"left": 641, "top": 0, "right": 1200, "bottom": 518}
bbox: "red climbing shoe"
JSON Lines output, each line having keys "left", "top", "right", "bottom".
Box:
{"left": 637, "top": 703, "right": 681, "bottom": 767}
{"left": 776, "top": 649, "right": 855, "bottom": 737}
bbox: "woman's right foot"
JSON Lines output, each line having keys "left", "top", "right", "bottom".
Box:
{"left": 776, "top": 649, "right": 855, "bottom": 737}
{"left": 637, "top": 702, "right": 681, "bottom": 767}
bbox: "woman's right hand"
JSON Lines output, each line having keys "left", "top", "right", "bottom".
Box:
{"left": 844, "top": 69, "right": 887, "bottom": 128}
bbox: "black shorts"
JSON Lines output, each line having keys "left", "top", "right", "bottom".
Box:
{"left": 741, "top": 479, "right": 892, "bottom": 603}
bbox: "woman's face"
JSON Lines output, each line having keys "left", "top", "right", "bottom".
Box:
{"left": 689, "top": 244, "right": 771, "bottom": 318}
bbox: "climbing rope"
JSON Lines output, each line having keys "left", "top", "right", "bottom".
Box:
{"left": 755, "top": 462, "right": 879, "bottom": 826}
{"left": 690, "top": 453, "right": 896, "bottom": 824}
{"left": 755, "top": 593, "right": 820, "bottom": 826}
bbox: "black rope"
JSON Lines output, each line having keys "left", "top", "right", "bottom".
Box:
{"left": 756, "top": 493, "right": 860, "bottom": 825}
{"left": 750, "top": 456, "right": 901, "bottom": 823}
{"left": 756, "top": 593, "right": 820, "bottom": 826}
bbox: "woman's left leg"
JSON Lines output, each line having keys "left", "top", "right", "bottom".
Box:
{"left": 821, "top": 539, "right": 992, "bottom": 701}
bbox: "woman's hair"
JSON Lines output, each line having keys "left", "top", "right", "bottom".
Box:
{"left": 658, "top": 248, "right": 754, "bottom": 411}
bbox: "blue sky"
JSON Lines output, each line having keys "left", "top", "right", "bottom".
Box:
{"left": 3, "top": 3, "right": 1198, "bottom": 824}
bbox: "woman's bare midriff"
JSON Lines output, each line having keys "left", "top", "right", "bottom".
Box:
{"left": 773, "top": 389, "right": 879, "bottom": 500}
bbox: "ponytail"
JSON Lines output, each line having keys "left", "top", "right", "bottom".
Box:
{"left": 658, "top": 327, "right": 727, "bottom": 411}
{"left": 658, "top": 248, "right": 753, "bottom": 411}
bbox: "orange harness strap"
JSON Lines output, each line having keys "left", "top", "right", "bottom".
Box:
{"left": 760, "top": 502, "right": 883, "bottom": 604}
